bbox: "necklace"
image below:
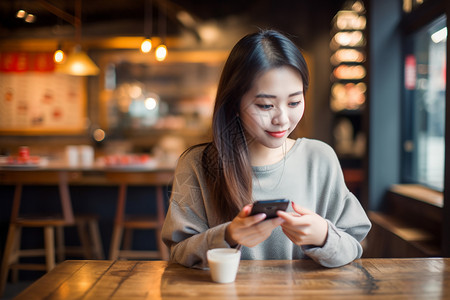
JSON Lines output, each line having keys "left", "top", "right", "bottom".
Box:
{"left": 236, "top": 117, "right": 287, "bottom": 194}
{"left": 254, "top": 140, "right": 287, "bottom": 193}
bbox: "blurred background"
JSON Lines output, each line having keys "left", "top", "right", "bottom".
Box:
{"left": 0, "top": 0, "right": 449, "bottom": 297}
{"left": 0, "top": 0, "right": 350, "bottom": 153}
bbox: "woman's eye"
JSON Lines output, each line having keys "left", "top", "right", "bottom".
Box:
{"left": 256, "top": 104, "right": 273, "bottom": 110}
{"left": 288, "top": 101, "right": 302, "bottom": 107}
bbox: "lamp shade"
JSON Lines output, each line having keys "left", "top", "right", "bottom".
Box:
{"left": 56, "top": 46, "right": 99, "bottom": 76}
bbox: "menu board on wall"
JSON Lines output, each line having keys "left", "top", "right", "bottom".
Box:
{"left": 0, "top": 52, "right": 86, "bottom": 134}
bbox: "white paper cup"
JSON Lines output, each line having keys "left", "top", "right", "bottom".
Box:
{"left": 79, "top": 145, "right": 94, "bottom": 166}
{"left": 207, "top": 248, "right": 241, "bottom": 283}
{"left": 66, "top": 145, "right": 79, "bottom": 166}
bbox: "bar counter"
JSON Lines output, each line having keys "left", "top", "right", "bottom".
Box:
{"left": 0, "top": 163, "right": 174, "bottom": 233}
{"left": 0, "top": 162, "right": 175, "bottom": 186}
{"left": 14, "top": 258, "right": 450, "bottom": 299}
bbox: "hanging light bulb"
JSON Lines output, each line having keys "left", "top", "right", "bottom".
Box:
{"left": 141, "top": 0, "right": 153, "bottom": 53}
{"left": 53, "top": 49, "right": 65, "bottom": 63}
{"left": 24, "top": 13, "right": 36, "bottom": 23}
{"left": 141, "top": 38, "right": 152, "bottom": 53}
{"left": 53, "top": 43, "right": 65, "bottom": 64}
{"left": 155, "top": 44, "right": 167, "bottom": 61}
{"left": 16, "top": 10, "right": 27, "bottom": 18}
{"left": 155, "top": 0, "right": 167, "bottom": 61}
{"left": 55, "top": 0, "right": 99, "bottom": 76}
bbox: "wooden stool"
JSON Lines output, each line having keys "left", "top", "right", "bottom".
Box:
{"left": 106, "top": 170, "right": 172, "bottom": 261}
{"left": 2, "top": 218, "right": 67, "bottom": 282}
{"left": 56, "top": 214, "right": 105, "bottom": 261}
{"left": 0, "top": 170, "right": 103, "bottom": 296}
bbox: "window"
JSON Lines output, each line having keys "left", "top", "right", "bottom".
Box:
{"left": 402, "top": 15, "right": 447, "bottom": 191}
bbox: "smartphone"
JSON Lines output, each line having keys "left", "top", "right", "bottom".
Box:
{"left": 250, "top": 199, "right": 290, "bottom": 219}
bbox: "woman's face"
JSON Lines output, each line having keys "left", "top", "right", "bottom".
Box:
{"left": 239, "top": 66, "right": 305, "bottom": 150}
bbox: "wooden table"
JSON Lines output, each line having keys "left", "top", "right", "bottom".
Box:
{"left": 14, "top": 258, "right": 450, "bottom": 299}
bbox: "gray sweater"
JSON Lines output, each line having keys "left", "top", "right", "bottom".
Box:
{"left": 162, "top": 138, "right": 371, "bottom": 269}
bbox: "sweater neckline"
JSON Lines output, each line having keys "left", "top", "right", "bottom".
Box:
{"left": 252, "top": 138, "right": 303, "bottom": 173}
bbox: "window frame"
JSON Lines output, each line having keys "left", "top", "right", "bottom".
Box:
{"left": 366, "top": 0, "right": 449, "bottom": 257}
{"left": 400, "top": 14, "right": 447, "bottom": 191}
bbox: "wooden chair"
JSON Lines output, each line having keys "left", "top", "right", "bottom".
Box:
{"left": 106, "top": 170, "right": 172, "bottom": 261}
{"left": 0, "top": 170, "right": 104, "bottom": 297}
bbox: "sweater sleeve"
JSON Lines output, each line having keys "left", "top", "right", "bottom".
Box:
{"left": 302, "top": 192, "right": 371, "bottom": 267}
{"left": 161, "top": 148, "right": 231, "bottom": 269}
{"left": 301, "top": 141, "right": 371, "bottom": 267}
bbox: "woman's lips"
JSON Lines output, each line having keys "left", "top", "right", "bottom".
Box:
{"left": 266, "top": 130, "right": 287, "bottom": 138}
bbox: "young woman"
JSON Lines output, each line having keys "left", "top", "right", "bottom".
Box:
{"left": 161, "top": 30, "right": 371, "bottom": 269}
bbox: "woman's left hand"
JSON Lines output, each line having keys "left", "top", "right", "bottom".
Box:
{"left": 277, "top": 202, "right": 328, "bottom": 247}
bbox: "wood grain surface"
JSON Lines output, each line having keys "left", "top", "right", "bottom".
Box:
{"left": 15, "top": 258, "right": 450, "bottom": 299}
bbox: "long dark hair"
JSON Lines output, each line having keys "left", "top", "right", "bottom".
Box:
{"left": 202, "top": 29, "right": 310, "bottom": 223}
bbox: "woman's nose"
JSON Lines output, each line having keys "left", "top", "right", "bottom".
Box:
{"left": 271, "top": 108, "right": 289, "bottom": 126}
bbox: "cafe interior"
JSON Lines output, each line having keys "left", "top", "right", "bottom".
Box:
{"left": 0, "top": 0, "right": 449, "bottom": 298}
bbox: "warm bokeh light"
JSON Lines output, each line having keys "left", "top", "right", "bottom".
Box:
{"left": 155, "top": 44, "right": 167, "bottom": 61}
{"left": 176, "top": 11, "right": 196, "bottom": 28}
{"left": 145, "top": 97, "right": 158, "bottom": 110}
{"left": 70, "top": 62, "right": 88, "bottom": 74}
{"left": 140, "top": 39, "right": 152, "bottom": 53}
{"left": 53, "top": 49, "right": 65, "bottom": 63}
{"left": 336, "top": 11, "right": 366, "bottom": 30}
{"left": 331, "top": 49, "right": 365, "bottom": 65}
{"left": 331, "top": 82, "right": 366, "bottom": 111}
{"left": 56, "top": 48, "right": 100, "bottom": 76}
{"left": 129, "top": 84, "right": 142, "bottom": 99}
{"left": 24, "top": 13, "right": 36, "bottom": 23}
{"left": 93, "top": 128, "right": 106, "bottom": 142}
{"left": 352, "top": 1, "right": 365, "bottom": 13}
{"left": 334, "top": 31, "right": 364, "bottom": 47}
{"left": 16, "top": 10, "right": 27, "bottom": 18}
{"left": 330, "top": 1, "right": 367, "bottom": 113}
{"left": 198, "top": 24, "right": 221, "bottom": 44}
{"left": 333, "top": 65, "right": 366, "bottom": 80}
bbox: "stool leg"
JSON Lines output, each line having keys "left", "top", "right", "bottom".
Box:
{"left": 76, "top": 219, "right": 92, "bottom": 259}
{"left": 55, "top": 226, "right": 66, "bottom": 263}
{"left": 109, "top": 225, "right": 124, "bottom": 260}
{"left": 10, "top": 226, "right": 22, "bottom": 283}
{"left": 43, "top": 226, "right": 55, "bottom": 271}
{"left": 88, "top": 219, "right": 104, "bottom": 259}
{"left": 123, "top": 229, "right": 133, "bottom": 250}
{"left": 0, "top": 224, "right": 19, "bottom": 297}
{"left": 110, "top": 183, "right": 126, "bottom": 260}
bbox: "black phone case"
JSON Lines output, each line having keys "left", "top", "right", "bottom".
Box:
{"left": 250, "top": 199, "right": 290, "bottom": 219}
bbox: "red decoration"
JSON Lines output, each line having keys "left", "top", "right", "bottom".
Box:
{"left": 404, "top": 55, "right": 416, "bottom": 90}
{"left": 0, "top": 52, "right": 55, "bottom": 72}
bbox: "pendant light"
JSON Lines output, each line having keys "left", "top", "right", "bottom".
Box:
{"left": 15, "top": 6, "right": 36, "bottom": 23}
{"left": 53, "top": 41, "right": 65, "bottom": 63}
{"left": 56, "top": 0, "right": 99, "bottom": 76}
{"left": 16, "top": 9, "right": 27, "bottom": 19}
{"left": 57, "top": 44, "right": 99, "bottom": 75}
{"left": 155, "top": 1, "right": 167, "bottom": 62}
{"left": 53, "top": 49, "right": 65, "bottom": 63}
{"left": 155, "top": 44, "right": 167, "bottom": 61}
{"left": 140, "top": 0, "right": 153, "bottom": 53}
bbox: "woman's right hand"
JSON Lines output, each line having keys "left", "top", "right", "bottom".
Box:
{"left": 225, "top": 204, "right": 284, "bottom": 247}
